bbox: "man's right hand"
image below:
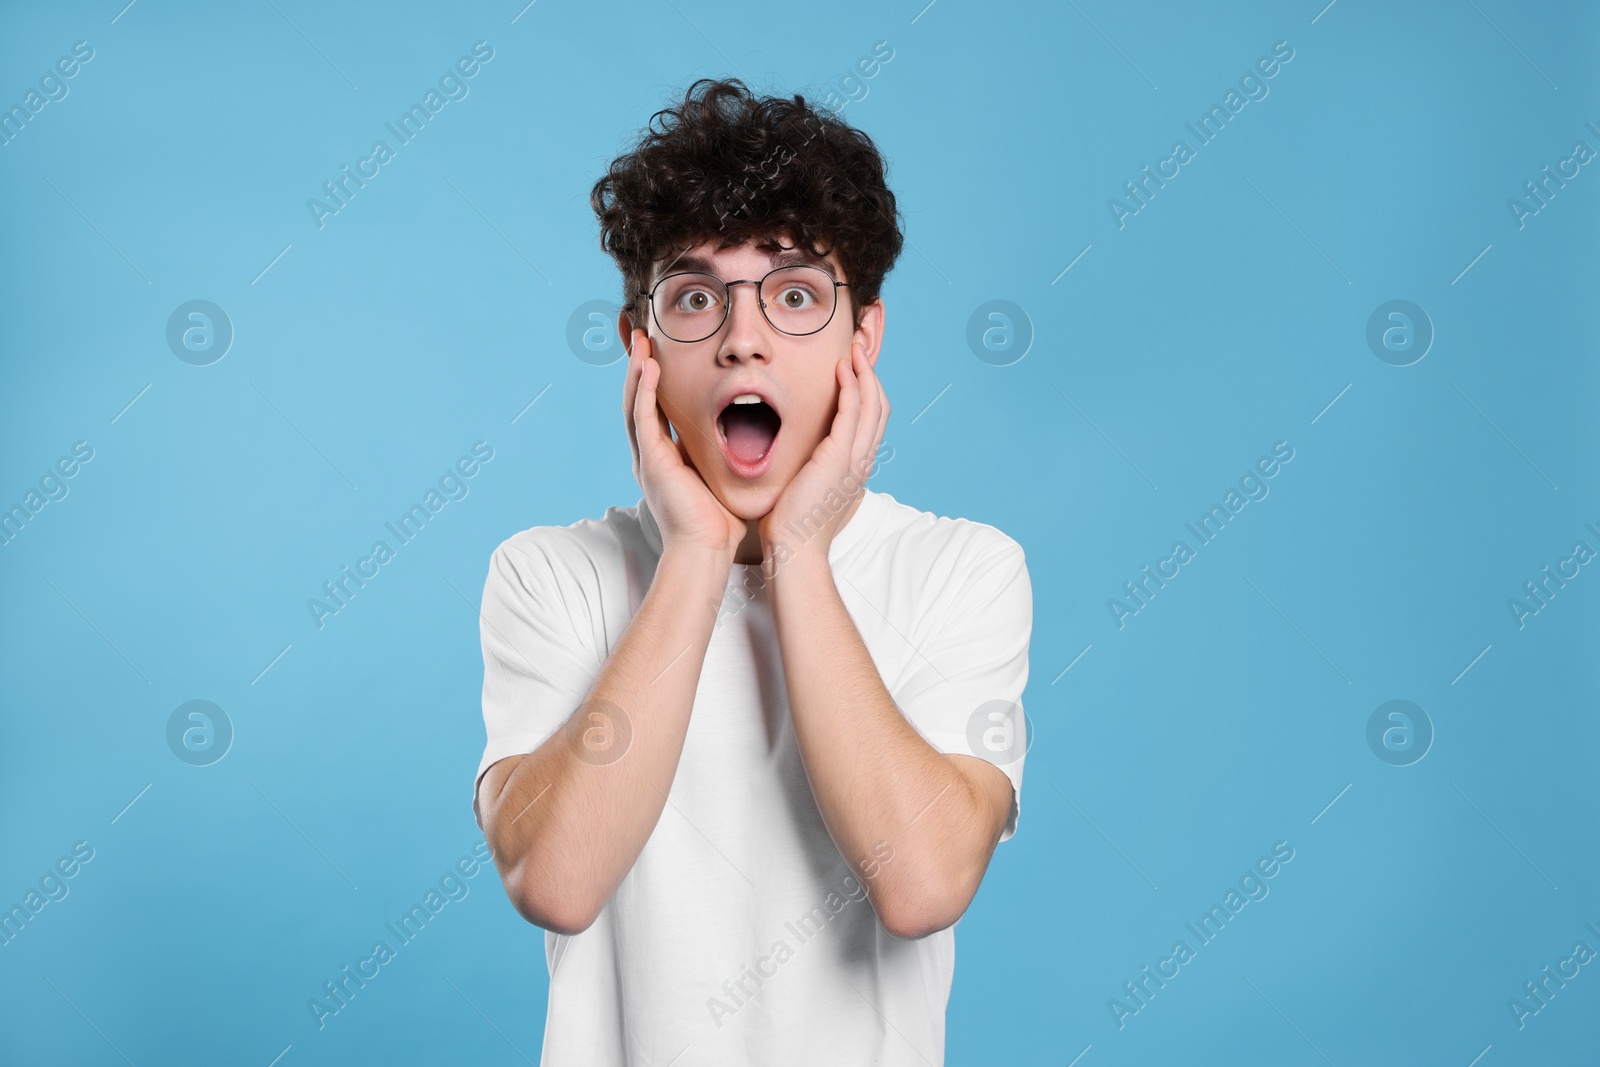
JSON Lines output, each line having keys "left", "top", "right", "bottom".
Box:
{"left": 481, "top": 330, "right": 745, "bottom": 934}
{"left": 623, "top": 331, "right": 748, "bottom": 561}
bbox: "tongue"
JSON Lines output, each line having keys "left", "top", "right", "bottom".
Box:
{"left": 723, "top": 406, "right": 778, "bottom": 464}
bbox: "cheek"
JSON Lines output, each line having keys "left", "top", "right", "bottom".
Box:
{"left": 649, "top": 368, "right": 688, "bottom": 433}
{"left": 810, "top": 372, "right": 845, "bottom": 422}
{"left": 658, "top": 379, "right": 713, "bottom": 451}
{"left": 782, "top": 387, "right": 837, "bottom": 454}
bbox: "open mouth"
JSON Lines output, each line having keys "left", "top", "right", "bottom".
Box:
{"left": 715, "top": 394, "right": 782, "bottom": 473}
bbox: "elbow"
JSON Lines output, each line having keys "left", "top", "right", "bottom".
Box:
{"left": 876, "top": 895, "right": 965, "bottom": 941}
{"left": 480, "top": 801, "right": 602, "bottom": 934}
{"left": 872, "top": 865, "right": 978, "bottom": 941}
{"left": 506, "top": 868, "right": 601, "bottom": 936}
{"left": 508, "top": 876, "right": 598, "bottom": 934}
{"left": 517, "top": 896, "right": 598, "bottom": 937}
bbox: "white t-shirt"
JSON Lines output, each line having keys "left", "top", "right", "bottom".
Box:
{"left": 473, "top": 487, "right": 1032, "bottom": 1067}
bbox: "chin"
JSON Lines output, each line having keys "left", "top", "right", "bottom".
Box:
{"left": 713, "top": 478, "right": 781, "bottom": 522}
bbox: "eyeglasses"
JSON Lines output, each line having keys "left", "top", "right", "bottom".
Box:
{"left": 635, "top": 266, "right": 851, "bottom": 344}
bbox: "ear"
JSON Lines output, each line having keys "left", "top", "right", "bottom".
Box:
{"left": 854, "top": 297, "right": 885, "bottom": 369}
{"left": 616, "top": 309, "right": 638, "bottom": 353}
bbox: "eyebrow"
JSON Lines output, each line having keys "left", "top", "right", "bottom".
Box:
{"left": 655, "top": 248, "right": 839, "bottom": 284}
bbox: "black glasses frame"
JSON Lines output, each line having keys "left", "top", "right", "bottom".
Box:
{"left": 634, "top": 266, "right": 851, "bottom": 343}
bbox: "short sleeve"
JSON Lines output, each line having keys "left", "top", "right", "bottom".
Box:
{"left": 472, "top": 538, "right": 600, "bottom": 831}
{"left": 893, "top": 538, "right": 1032, "bottom": 843}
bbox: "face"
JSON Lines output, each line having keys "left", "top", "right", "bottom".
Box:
{"left": 620, "top": 232, "right": 884, "bottom": 521}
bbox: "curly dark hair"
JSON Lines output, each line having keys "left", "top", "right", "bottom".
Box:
{"left": 590, "top": 77, "right": 903, "bottom": 334}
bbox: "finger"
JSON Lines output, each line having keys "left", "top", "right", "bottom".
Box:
{"left": 871, "top": 351, "right": 890, "bottom": 461}
{"left": 829, "top": 354, "right": 861, "bottom": 454}
{"left": 622, "top": 333, "right": 644, "bottom": 471}
{"left": 875, "top": 382, "right": 889, "bottom": 471}
{"left": 840, "top": 342, "right": 877, "bottom": 477}
{"left": 854, "top": 343, "right": 888, "bottom": 485}
{"left": 657, "top": 399, "right": 678, "bottom": 451}
{"left": 849, "top": 341, "right": 881, "bottom": 464}
{"left": 633, "top": 348, "right": 671, "bottom": 471}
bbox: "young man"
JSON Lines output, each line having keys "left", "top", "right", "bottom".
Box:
{"left": 473, "top": 78, "right": 1032, "bottom": 1066}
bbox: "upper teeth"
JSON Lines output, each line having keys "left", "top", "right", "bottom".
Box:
{"left": 731, "top": 394, "right": 761, "bottom": 404}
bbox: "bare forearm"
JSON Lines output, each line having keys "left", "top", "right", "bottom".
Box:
{"left": 483, "top": 545, "right": 731, "bottom": 932}
{"left": 769, "top": 553, "right": 988, "bottom": 936}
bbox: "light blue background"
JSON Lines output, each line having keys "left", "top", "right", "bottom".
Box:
{"left": 2, "top": 1, "right": 1597, "bottom": 1064}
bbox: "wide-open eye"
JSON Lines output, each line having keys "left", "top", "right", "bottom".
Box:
{"left": 659, "top": 272, "right": 724, "bottom": 316}
{"left": 759, "top": 267, "right": 835, "bottom": 335}
{"left": 774, "top": 284, "right": 817, "bottom": 310}
{"left": 674, "top": 285, "right": 720, "bottom": 313}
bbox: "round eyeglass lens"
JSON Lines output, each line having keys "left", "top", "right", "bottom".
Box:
{"left": 759, "top": 267, "right": 836, "bottom": 335}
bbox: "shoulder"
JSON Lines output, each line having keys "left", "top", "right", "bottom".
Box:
{"left": 850, "top": 491, "right": 1030, "bottom": 629}
{"left": 864, "top": 490, "right": 1028, "bottom": 578}
{"left": 487, "top": 501, "right": 654, "bottom": 586}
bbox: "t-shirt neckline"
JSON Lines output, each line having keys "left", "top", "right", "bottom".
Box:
{"left": 636, "top": 488, "right": 887, "bottom": 569}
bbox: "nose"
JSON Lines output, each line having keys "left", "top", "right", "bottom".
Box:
{"left": 718, "top": 280, "right": 771, "bottom": 364}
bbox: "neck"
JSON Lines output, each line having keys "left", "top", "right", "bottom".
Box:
{"left": 734, "top": 522, "right": 763, "bottom": 566}
{"left": 732, "top": 490, "right": 868, "bottom": 567}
